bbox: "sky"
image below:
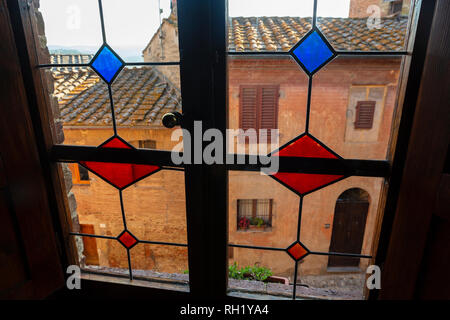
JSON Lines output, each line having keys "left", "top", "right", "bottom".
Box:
{"left": 40, "top": 0, "right": 350, "bottom": 51}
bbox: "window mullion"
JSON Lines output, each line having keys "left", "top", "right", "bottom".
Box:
{"left": 177, "top": 0, "right": 227, "bottom": 299}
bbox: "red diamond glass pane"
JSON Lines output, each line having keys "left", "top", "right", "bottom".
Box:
{"left": 118, "top": 231, "right": 137, "bottom": 249}
{"left": 274, "top": 172, "right": 344, "bottom": 195}
{"left": 271, "top": 134, "right": 344, "bottom": 195}
{"left": 273, "top": 135, "right": 337, "bottom": 159}
{"left": 288, "top": 243, "right": 308, "bottom": 261}
{"left": 80, "top": 137, "right": 160, "bottom": 189}
{"left": 101, "top": 137, "right": 131, "bottom": 149}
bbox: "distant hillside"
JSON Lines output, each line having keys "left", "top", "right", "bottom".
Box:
{"left": 49, "top": 48, "right": 83, "bottom": 55}
{"left": 48, "top": 45, "right": 144, "bottom": 62}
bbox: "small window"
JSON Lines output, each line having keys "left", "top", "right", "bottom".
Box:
{"left": 354, "top": 101, "right": 376, "bottom": 129}
{"left": 237, "top": 199, "right": 273, "bottom": 231}
{"left": 138, "top": 140, "right": 156, "bottom": 149}
{"left": 78, "top": 164, "right": 90, "bottom": 181}
{"left": 71, "top": 163, "right": 90, "bottom": 185}
{"left": 389, "top": 0, "right": 403, "bottom": 15}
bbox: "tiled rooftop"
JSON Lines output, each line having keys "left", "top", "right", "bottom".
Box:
{"left": 55, "top": 67, "right": 181, "bottom": 127}
{"left": 53, "top": 16, "right": 407, "bottom": 126}
{"left": 50, "top": 54, "right": 93, "bottom": 71}
{"left": 228, "top": 16, "right": 408, "bottom": 52}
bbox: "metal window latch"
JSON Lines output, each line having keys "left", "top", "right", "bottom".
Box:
{"left": 162, "top": 112, "right": 183, "bottom": 128}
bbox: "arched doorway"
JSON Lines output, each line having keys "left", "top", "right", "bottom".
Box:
{"left": 328, "top": 188, "right": 370, "bottom": 269}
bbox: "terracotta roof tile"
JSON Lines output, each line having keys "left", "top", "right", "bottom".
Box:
{"left": 54, "top": 66, "right": 181, "bottom": 127}
{"left": 228, "top": 16, "right": 408, "bottom": 52}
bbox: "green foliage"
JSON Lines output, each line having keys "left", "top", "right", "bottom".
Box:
{"left": 249, "top": 217, "right": 265, "bottom": 227}
{"left": 228, "top": 262, "right": 272, "bottom": 281}
{"left": 183, "top": 269, "right": 189, "bottom": 274}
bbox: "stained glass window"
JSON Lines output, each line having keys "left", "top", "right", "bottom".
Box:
{"left": 227, "top": 0, "right": 413, "bottom": 300}
{"left": 39, "top": 0, "right": 187, "bottom": 284}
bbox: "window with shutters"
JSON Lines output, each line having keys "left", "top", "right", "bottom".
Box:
{"left": 239, "top": 85, "right": 279, "bottom": 143}
{"left": 354, "top": 101, "right": 376, "bottom": 129}
{"left": 237, "top": 199, "right": 273, "bottom": 231}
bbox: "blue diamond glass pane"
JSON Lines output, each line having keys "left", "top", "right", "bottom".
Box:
{"left": 91, "top": 46, "right": 123, "bottom": 83}
{"left": 292, "top": 31, "right": 333, "bottom": 74}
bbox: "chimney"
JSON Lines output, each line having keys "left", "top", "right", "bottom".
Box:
{"left": 348, "top": 0, "right": 385, "bottom": 18}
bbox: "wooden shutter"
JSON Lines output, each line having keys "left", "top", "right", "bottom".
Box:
{"left": 259, "top": 86, "right": 279, "bottom": 142}
{"left": 239, "top": 85, "right": 279, "bottom": 143}
{"left": 239, "top": 86, "right": 258, "bottom": 131}
{"left": 354, "top": 101, "right": 376, "bottom": 129}
{"left": 0, "top": 1, "right": 64, "bottom": 298}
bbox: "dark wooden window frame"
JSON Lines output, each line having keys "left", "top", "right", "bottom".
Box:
{"left": 4, "top": 0, "right": 447, "bottom": 300}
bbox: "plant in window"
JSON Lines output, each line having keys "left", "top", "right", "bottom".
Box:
{"left": 249, "top": 217, "right": 266, "bottom": 229}
{"left": 238, "top": 217, "right": 250, "bottom": 230}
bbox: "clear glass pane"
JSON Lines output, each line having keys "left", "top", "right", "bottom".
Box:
{"left": 122, "top": 170, "right": 187, "bottom": 244}
{"left": 130, "top": 244, "right": 189, "bottom": 291}
{"left": 39, "top": 0, "right": 103, "bottom": 63}
{"left": 113, "top": 66, "right": 182, "bottom": 150}
{"left": 299, "top": 177, "right": 383, "bottom": 258}
{"left": 316, "top": 0, "right": 413, "bottom": 52}
{"left": 228, "top": 0, "right": 314, "bottom": 52}
{"left": 102, "top": 0, "right": 178, "bottom": 63}
{"left": 52, "top": 68, "right": 115, "bottom": 146}
{"left": 64, "top": 161, "right": 188, "bottom": 289}
{"left": 309, "top": 56, "right": 401, "bottom": 160}
{"left": 227, "top": 58, "right": 308, "bottom": 155}
{"left": 227, "top": 247, "right": 294, "bottom": 300}
{"left": 229, "top": 171, "right": 299, "bottom": 249}
{"left": 39, "top": 0, "right": 182, "bottom": 147}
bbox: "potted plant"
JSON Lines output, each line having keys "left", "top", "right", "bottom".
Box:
{"left": 249, "top": 217, "right": 266, "bottom": 230}
{"left": 238, "top": 217, "right": 250, "bottom": 230}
